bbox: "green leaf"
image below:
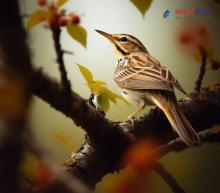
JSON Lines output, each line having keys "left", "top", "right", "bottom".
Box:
{"left": 130, "top": 0, "right": 153, "bottom": 16}
{"left": 57, "top": 0, "right": 68, "bottom": 8}
{"left": 67, "top": 23, "right": 87, "bottom": 48}
{"left": 97, "top": 95, "right": 110, "bottom": 112}
{"left": 27, "top": 9, "right": 50, "bottom": 29}
{"left": 77, "top": 64, "right": 93, "bottom": 83}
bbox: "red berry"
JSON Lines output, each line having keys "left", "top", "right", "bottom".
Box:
{"left": 58, "top": 16, "right": 68, "bottom": 27}
{"left": 197, "top": 27, "right": 207, "bottom": 36}
{"left": 71, "top": 15, "right": 80, "bottom": 25}
{"left": 178, "top": 32, "right": 193, "bottom": 45}
{"left": 38, "top": 0, "right": 46, "bottom": 6}
{"left": 211, "top": 61, "right": 220, "bottom": 70}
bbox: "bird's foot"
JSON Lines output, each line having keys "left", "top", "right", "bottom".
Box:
{"left": 127, "top": 115, "right": 136, "bottom": 125}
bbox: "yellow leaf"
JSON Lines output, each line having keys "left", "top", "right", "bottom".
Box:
{"left": 191, "top": 49, "right": 201, "bottom": 63}
{"left": 77, "top": 64, "right": 93, "bottom": 83}
{"left": 57, "top": 0, "right": 68, "bottom": 8}
{"left": 27, "top": 9, "right": 50, "bottom": 29}
{"left": 54, "top": 133, "right": 74, "bottom": 151}
{"left": 76, "top": 64, "right": 129, "bottom": 109}
{"left": 101, "top": 87, "right": 130, "bottom": 105}
{"left": 97, "top": 94, "right": 110, "bottom": 112}
{"left": 130, "top": 0, "right": 153, "bottom": 16}
{"left": 67, "top": 23, "right": 87, "bottom": 48}
{"left": 89, "top": 80, "right": 106, "bottom": 94}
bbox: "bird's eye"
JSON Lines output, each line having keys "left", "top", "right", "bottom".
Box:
{"left": 119, "top": 37, "right": 128, "bottom": 42}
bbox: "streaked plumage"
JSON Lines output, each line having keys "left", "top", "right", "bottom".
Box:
{"left": 96, "top": 30, "right": 201, "bottom": 146}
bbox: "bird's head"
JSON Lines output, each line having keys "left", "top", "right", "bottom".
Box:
{"left": 95, "top": 30, "right": 148, "bottom": 59}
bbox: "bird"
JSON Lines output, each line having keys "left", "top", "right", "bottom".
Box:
{"left": 95, "top": 30, "right": 201, "bottom": 146}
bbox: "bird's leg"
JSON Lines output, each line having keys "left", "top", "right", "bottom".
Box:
{"left": 127, "top": 102, "right": 145, "bottom": 123}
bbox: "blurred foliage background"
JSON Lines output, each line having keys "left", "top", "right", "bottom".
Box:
{"left": 20, "top": 0, "right": 220, "bottom": 192}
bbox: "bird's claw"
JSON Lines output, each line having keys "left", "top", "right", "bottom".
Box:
{"left": 127, "top": 116, "right": 136, "bottom": 125}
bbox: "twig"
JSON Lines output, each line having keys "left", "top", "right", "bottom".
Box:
{"left": 51, "top": 26, "right": 72, "bottom": 94}
{"left": 194, "top": 45, "right": 207, "bottom": 93}
{"left": 153, "top": 162, "right": 186, "bottom": 193}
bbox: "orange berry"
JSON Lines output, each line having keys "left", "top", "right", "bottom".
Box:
{"left": 36, "top": 163, "right": 54, "bottom": 188}
{"left": 71, "top": 15, "right": 80, "bottom": 25}
{"left": 122, "top": 141, "right": 155, "bottom": 172}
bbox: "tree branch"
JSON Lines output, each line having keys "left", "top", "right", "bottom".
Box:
{"left": 154, "top": 127, "right": 220, "bottom": 159}
{"left": 31, "top": 66, "right": 220, "bottom": 188}
{"left": 194, "top": 45, "right": 207, "bottom": 93}
{"left": 51, "top": 26, "right": 71, "bottom": 94}
{"left": 153, "top": 162, "right": 186, "bottom": 193}
{"left": 68, "top": 83, "right": 220, "bottom": 188}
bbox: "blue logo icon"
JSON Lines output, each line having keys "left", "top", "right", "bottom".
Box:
{"left": 163, "top": 10, "right": 172, "bottom": 18}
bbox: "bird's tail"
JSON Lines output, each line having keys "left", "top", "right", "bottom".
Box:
{"left": 150, "top": 92, "right": 201, "bottom": 146}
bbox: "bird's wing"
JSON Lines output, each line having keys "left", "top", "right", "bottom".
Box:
{"left": 114, "top": 54, "right": 186, "bottom": 94}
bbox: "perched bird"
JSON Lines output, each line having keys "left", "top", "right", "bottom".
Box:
{"left": 96, "top": 30, "right": 201, "bottom": 146}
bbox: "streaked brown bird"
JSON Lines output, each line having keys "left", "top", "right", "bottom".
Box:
{"left": 96, "top": 30, "right": 201, "bottom": 146}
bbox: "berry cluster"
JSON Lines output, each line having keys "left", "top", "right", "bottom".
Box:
{"left": 178, "top": 26, "right": 207, "bottom": 46}
{"left": 38, "top": 0, "right": 81, "bottom": 27}
{"left": 178, "top": 25, "right": 220, "bottom": 71}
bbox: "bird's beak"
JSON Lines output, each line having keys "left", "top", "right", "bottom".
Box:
{"left": 95, "top": 30, "right": 114, "bottom": 42}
